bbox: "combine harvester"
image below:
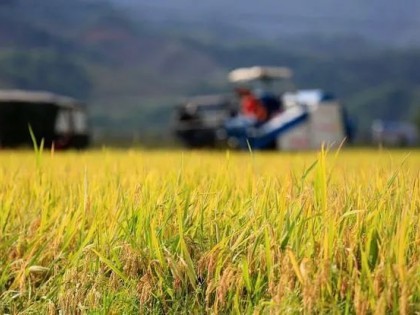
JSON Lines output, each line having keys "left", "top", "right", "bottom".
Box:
{"left": 175, "top": 66, "right": 352, "bottom": 150}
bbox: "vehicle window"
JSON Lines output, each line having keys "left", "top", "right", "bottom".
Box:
{"left": 73, "top": 110, "right": 87, "bottom": 133}
{"left": 55, "top": 109, "right": 71, "bottom": 133}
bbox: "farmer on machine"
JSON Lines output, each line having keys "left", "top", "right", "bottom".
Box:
{"left": 235, "top": 87, "right": 267, "bottom": 122}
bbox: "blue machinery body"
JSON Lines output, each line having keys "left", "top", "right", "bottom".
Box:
{"left": 224, "top": 106, "right": 309, "bottom": 149}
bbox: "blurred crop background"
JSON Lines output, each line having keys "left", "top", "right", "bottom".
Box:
{"left": 0, "top": 0, "right": 420, "bottom": 145}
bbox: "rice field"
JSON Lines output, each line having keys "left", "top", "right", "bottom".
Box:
{"left": 0, "top": 148, "right": 419, "bottom": 314}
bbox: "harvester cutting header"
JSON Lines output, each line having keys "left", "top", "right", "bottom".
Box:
{"left": 174, "top": 66, "right": 352, "bottom": 150}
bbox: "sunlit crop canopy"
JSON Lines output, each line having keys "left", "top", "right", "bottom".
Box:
{"left": 228, "top": 66, "right": 293, "bottom": 83}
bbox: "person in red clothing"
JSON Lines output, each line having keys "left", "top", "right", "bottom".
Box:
{"left": 235, "top": 87, "right": 267, "bottom": 122}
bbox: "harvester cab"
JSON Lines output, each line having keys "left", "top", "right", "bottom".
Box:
{"left": 228, "top": 66, "right": 294, "bottom": 101}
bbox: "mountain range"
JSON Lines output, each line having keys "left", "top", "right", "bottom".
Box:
{"left": 117, "top": 0, "right": 420, "bottom": 46}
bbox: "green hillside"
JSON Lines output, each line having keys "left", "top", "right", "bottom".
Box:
{"left": 0, "top": 0, "right": 419, "bottom": 144}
